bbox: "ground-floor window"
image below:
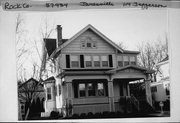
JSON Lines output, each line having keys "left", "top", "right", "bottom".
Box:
{"left": 47, "top": 87, "right": 52, "bottom": 100}
{"left": 74, "top": 81, "right": 108, "bottom": 98}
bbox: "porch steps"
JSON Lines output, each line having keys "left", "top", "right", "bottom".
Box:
{"left": 138, "top": 100, "right": 155, "bottom": 114}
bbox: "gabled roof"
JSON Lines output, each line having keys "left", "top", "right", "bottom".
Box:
{"left": 159, "top": 55, "right": 169, "bottom": 63}
{"left": 19, "top": 78, "right": 39, "bottom": 88}
{"left": 156, "top": 55, "right": 169, "bottom": 66}
{"left": 51, "top": 24, "right": 140, "bottom": 59}
{"left": 106, "top": 65, "right": 155, "bottom": 74}
{"left": 43, "top": 76, "right": 55, "bottom": 84}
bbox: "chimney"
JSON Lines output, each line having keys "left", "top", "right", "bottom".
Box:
{"left": 57, "top": 25, "right": 62, "bottom": 47}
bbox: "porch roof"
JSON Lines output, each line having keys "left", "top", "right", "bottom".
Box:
{"left": 106, "top": 65, "right": 155, "bottom": 74}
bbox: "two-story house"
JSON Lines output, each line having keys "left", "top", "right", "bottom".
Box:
{"left": 42, "top": 24, "right": 154, "bottom": 117}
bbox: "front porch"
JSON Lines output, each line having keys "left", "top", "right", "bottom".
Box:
{"left": 57, "top": 65, "right": 154, "bottom": 116}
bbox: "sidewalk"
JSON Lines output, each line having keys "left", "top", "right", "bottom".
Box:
{"left": 146, "top": 111, "right": 170, "bottom": 117}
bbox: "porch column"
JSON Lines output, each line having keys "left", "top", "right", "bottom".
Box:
{"left": 145, "top": 74, "right": 153, "bottom": 106}
{"left": 108, "top": 80, "right": 115, "bottom": 112}
{"left": 127, "top": 83, "right": 130, "bottom": 96}
{"left": 66, "top": 82, "right": 73, "bottom": 116}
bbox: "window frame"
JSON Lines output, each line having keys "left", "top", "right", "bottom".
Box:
{"left": 76, "top": 82, "right": 107, "bottom": 98}
{"left": 129, "top": 56, "right": 136, "bottom": 65}
{"left": 101, "top": 55, "right": 109, "bottom": 67}
{"left": 84, "top": 55, "right": 93, "bottom": 68}
{"left": 93, "top": 55, "right": 101, "bottom": 68}
{"left": 47, "top": 87, "right": 52, "bottom": 100}
{"left": 70, "top": 55, "right": 80, "bottom": 68}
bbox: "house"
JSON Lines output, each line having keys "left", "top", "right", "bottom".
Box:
{"left": 151, "top": 56, "right": 170, "bottom": 111}
{"left": 18, "top": 78, "right": 45, "bottom": 120}
{"left": 42, "top": 24, "right": 155, "bottom": 117}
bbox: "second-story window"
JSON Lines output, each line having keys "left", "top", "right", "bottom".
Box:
{"left": 130, "top": 56, "right": 136, "bottom": 65}
{"left": 117, "top": 56, "right": 123, "bottom": 67}
{"left": 71, "top": 55, "right": 79, "bottom": 68}
{"left": 85, "top": 56, "right": 92, "bottom": 67}
{"left": 101, "top": 56, "right": 108, "bottom": 67}
{"left": 93, "top": 56, "right": 100, "bottom": 67}
{"left": 123, "top": 56, "right": 129, "bottom": 66}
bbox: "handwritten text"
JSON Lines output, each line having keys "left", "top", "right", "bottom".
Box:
{"left": 4, "top": 2, "right": 32, "bottom": 10}
{"left": 123, "top": 2, "right": 167, "bottom": 9}
{"left": 46, "top": 3, "right": 68, "bottom": 8}
{"left": 80, "top": 2, "right": 114, "bottom": 6}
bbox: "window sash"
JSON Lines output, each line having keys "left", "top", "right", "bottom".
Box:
{"left": 94, "top": 61, "right": 100, "bottom": 67}
{"left": 71, "top": 61, "right": 79, "bottom": 68}
{"left": 76, "top": 82, "right": 106, "bottom": 98}
{"left": 101, "top": 56, "right": 108, "bottom": 67}
{"left": 97, "top": 83, "right": 105, "bottom": 96}
{"left": 87, "top": 83, "right": 96, "bottom": 96}
{"left": 102, "top": 61, "right": 108, "bottom": 67}
{"left": 86, "top": 42, "right": 92, "bottom": 48}
{"left": 123, "top": 56, "right": 129, "bottom": 61}
{"left": 85, "top": 56, "right": 92, "bottom": 67}
{"left": 118, "top": 61, "right": 123, "bottom": 67}
{"left": 47, "top": 88, "right": 52, "bottom": 100}
{"left": 124, "top": 61, "right": 129, "bottom": 66}
{"left": 79, "top": 83, "right": 86, "bottom": 97}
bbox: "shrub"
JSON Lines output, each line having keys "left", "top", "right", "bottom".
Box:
{"left": 50, "top": 111, "right": 59, "bottom": 119}
{"left": 80, "top": 113, "right": 86, "bottom": 119}
{"left": 94, "top": 112, "right": 102, "bottom": 118}
{"left": 102, "top": 111, "right": 110, "bottom": 118}
{"left": 72, "top": 114, "right": 79, "bottom": 119}
{"left": 87, "top": 112, "right": 93, "bottom": 118}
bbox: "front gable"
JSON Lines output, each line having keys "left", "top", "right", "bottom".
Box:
{"left": 62, "top": 28, "right": 116, "bottom": 54}
{"left": 107, "top": 65, "right": 154, "bottom": 79}
{"left": 53, "top": 24, "right": 124, "bottom": 56}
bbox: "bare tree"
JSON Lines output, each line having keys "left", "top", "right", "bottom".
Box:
{"left": 24, "top": 16, "right": 56, "bottom": 120}
{"left": 137, "top": 35, "right": 168, "bottom": 76}
{"left": 118, "top": 42, "right": 127, "bottom": 50}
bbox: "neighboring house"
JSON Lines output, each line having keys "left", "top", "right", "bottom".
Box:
{"left": 42, "top": 24, "right": 155, "bottom": 117}
{"left": 18, "top": 78, "right": 45, "bottom": 120}
{"left": 151, "top": 56, "right": 170, "bottom": 110}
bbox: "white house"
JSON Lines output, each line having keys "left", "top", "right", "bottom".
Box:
{"left": 42, "top": 24, "right": 155, "bottom": 117}
{"left": 151, "top": 56, "right": 170, "bottom": 110}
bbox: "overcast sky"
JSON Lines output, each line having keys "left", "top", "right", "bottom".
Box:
{"left": 24, "top": 8, "right": 168, "bottom": 50}
{"left": 18, "top": 8, "right": 168, "bottom": 79}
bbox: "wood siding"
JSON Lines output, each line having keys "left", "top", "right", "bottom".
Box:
{"left": 62, "top": 29, "right": 116, "bottom": 54}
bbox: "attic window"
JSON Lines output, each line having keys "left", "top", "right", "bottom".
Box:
{"left": 87, "top": 42, "right": 92, "bottom": 48}
{"left": 81, "top": 37, "right": 97, "bottom": 49}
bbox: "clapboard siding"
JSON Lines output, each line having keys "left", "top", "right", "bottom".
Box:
{"left": 62, "top": 29, "right": 116, "bottom": 54}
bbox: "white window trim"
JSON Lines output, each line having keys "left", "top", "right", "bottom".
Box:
{"left": 70, "top": 55, "right": 80, "bottom": 68}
